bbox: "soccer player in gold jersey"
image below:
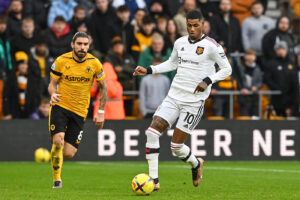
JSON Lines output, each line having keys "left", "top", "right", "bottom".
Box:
{"left": 48, "top": 32, "right": 107, "bottom": 188}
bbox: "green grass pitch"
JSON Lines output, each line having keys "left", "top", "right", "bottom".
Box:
{"left": 1, "top": 161, "right": 300, "bottom": 200}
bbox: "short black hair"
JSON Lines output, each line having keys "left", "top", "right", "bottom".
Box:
{"left": 142, "top": 15, "right": 154, "bottom": 25}
{"left": 54, "top": 16, "right": 66, "bottom": 22}
{"left": 186, "top": 10, "right": 203, "bottom": 21}
{"left": 72, "top": 32, "right": 89, "bottom": 43}
{"left": 117, "top": 5, "right": 129, "bottom": 12}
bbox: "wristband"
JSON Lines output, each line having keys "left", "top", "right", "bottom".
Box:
{"left": 146, "top": 67, "right": 153, "bottom": 74}
{"left": 202, "top": 77, "right": 212, "bottom": 85}
{"left": 98, "top": 110, "right": 105, "bottom": 114}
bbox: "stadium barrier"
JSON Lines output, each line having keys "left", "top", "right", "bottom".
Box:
{"left": 124, "top": 90, "right": 282, "bottom": 119}
{"left": 0, "top": 119, "right": 299, "bottom": 161}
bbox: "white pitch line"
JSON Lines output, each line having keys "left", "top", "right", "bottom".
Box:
{"left": 76, "top": 162, "right": 300, "bottom": 174}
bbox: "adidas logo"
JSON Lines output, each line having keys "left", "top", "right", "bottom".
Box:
{"left": 183, "top": 124, "right": 189, "bottom": 128}
{"left": 181, "top": 47, "right": 184, "bottom": 51}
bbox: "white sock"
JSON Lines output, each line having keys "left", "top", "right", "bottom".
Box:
{"left": 145, "top": 128, "right": 161, "bottom": 180}
{"left": 171, "top": 142, "right": 199, "bottom": 168}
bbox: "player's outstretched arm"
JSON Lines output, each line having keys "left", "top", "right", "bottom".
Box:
{"left": 133, "top": 66, "right": 147, "bottom": 76}
{"left": 93, "top": 80, "right": 107, "bottom": 129}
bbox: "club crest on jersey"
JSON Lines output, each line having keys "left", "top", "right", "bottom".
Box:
{"left": 196, "top": 46, "right": 204, "bottom": 55}
{"left": 86, "top": 66, "right": 92, "bottom": 73}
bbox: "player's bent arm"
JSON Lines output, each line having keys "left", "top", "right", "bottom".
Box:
{"left": 48, "top": 77, "right": 58, "bottom": 96}
{"left": 98, "top": 80, "right": 107, "bottom": 110}
{"left": 207, "top": 47, "right": 232, "bottom": 85}
{"left": 48, "top": 77, "right": 62, "bottom": 104}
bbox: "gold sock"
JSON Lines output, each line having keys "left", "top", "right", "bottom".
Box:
{"left": 51, "top": 144, "right": 63, "bottom": 181}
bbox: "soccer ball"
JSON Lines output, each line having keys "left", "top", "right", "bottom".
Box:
{"left": 131, "top": 173, "right": 154, "bottom": 195}
{"left": 34, "top": 148, "right": 51, "bottom": 162}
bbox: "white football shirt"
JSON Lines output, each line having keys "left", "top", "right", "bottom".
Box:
{"left": 151, "top": 34, "right": 232, "bottom": 104}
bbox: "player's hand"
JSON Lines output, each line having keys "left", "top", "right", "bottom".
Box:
{"left": 133, "top": 66, "right": 147, "bottom": 76}
{"left": 93, "top": 113, "right": 105, "bottom": 129}
{"left": 50, "top": 93, "right": 62, "bottom": 105}
{"left": 194, "top": 81, "right": 208, "bottom": 93}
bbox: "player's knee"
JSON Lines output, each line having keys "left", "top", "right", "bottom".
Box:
{"left": 52, "top": 134, "right": 64, "bottom": 147}
{"left": 63, "top": 150, "right": 76, "bottom": 159}
{"left": 170, "top": 142, "right": 184, "bottom": 156}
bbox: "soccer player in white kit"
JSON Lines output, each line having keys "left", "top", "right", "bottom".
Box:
{"left": 133, "top": 10, "right": 232, "bottom": 191}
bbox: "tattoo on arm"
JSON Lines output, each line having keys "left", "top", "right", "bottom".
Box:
{"left": 150, "top": 116, "right": 169, "bottom": 133}
{"left": 98, "top": 80, "right": 107, "bottom": 110}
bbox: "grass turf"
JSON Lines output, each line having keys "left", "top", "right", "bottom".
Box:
{"left": 0, "top": 161, "right": 300, "bottom": 200}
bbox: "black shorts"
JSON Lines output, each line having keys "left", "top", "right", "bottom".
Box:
{"left": 49, "top": 105, "right": 85, "bottom": 148}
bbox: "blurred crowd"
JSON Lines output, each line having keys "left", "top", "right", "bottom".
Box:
{"left": 0, "top": 0, "right": 300, "bottom": 120}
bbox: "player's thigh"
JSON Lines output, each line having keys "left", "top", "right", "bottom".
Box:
{"left": 152, "top": 96, "right": 180, "bottom": 132}
{"left": 49, "top": 105, "right": 68, "bottom": 145}
{"left": 176, "top": 100, "right": 205, "bottom": 134}
{"left": 64, "top": 113, "right": 85, "bottom": 149}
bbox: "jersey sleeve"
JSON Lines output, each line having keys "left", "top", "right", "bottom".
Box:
{"left": 151, "top": 40, "right": 179, "bottom": 74}
{"left": 50, "top": 58, "right": 64, "bottom": 80}
{"left": 208, "top": 44, "right": 232, "bottom": 84}
{"left": 94, "top": 59, "right": 106, "bottom": 82}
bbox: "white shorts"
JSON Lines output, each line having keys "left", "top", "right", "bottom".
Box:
{"left": 154, "top": 96, "right": 205, "bottom": 134}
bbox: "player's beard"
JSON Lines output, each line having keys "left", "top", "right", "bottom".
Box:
{"left": 74, "top": 49, "right": 87, "bottom": 59}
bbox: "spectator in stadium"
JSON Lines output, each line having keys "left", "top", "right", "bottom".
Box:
{"left": 174, "top": 0, "right": 197, "bottom": 36}
{"left": 7, "top": 0, "right": 23, "bottom": 37}
{"left": 137, "top": 33, "right": 175, "bottom": 87}
{"left": 46, "top": 16, "right": 72, "bottom": 58}
{"left": 30, "top": 97, "right": 50, "bottom": 119}
{"left": 115, "top": 5, "right": 135, "bottom": 54}
{"left": 156, "top": 15, "right": 168, "bottom": 36}
{"left": 230, "top": 0, "right": 256, "bottom": 24}
{"left": 0, "top": 58, "right": 4, "bottom": 117}
{"left": 0, "top": 0, "right": 11, "bottom": 14}
{"left": 0, "top": 15, "right": 13, "bottom": 75}
{"left": 105, "top": 36, "right": 135, "bottom": 115}
{"left": 131, "top": 15, "right": 157, "bottom": 61}
{"left": 112, "top": 0, "right": 146, "bottom": 20}
{"left": 202, "top": 19, "right": 218, "bottom": 41}
{"left": 210, "top": 70, "right": 236, "bottom": 118}
{"left": 210, "top": 0, "right": 243, "bottom": 53}
{"left": 91, "top": 62, "right": 125, "bottom": 120}
{"left": 156, "top": 16, "right": 174, "bottom": 50}
{"left": 23, "top": 0, "right": 50, "bottom": 31}
{"left": 149, "top": 0, "right": 171, "bottom": 20}
{"left": 105, "top": 36, "right": 135, "bottom": 92}
{"left": 131, "top": 8, "right": 146, "bottom": 34}
{"left": 3, "top": 51, "right": 41, "bottom": 119}
{"left": 242, "top": 1, "right": 275, "bottom": 55}
{"left": 283, "top": 53, "right": 300, "bottom": 117}
{"left": 264, "top": 41, "right": 295, "bottom": 116}
{"left": 165, "top": 19, "right": 180, "bottom": 47}
{"left": 47, "top": 0, "right": 78, "bottom": 27}
{"left": 262, "top": 16, "right": 296, "bottom": 65}
{"left": 69, "top": 5, "right": 87, "bottom": 34}
{"left": 28, "top": 37, "right": 53, "bottom": 98}
{"left": 11, "top": 17, "right": 37, "bottom": 55}
{"left": 87, "top": 32, "right": 104, "bottom": 62}
{"left": 88, "top": 0, "right": 118, "bottom": 55}
{"left": 75, "top": 0, "right": 95, "bottom": 16}
{"left": 139, "top": 57, "right": 170, "bottom": 118}
{"left": 196, "top": 0, "right": 219, "bottom": 20}
{"left": 237, "top": 49, "right": 263, "bottom": 117}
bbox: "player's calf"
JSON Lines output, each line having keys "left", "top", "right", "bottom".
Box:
{"left": 145, "top": 127, "right": 162, "bottom": 188}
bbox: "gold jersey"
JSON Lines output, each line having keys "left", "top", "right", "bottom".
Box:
{"left": 50, "top": 52, "right": 105, "bottom": 118}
